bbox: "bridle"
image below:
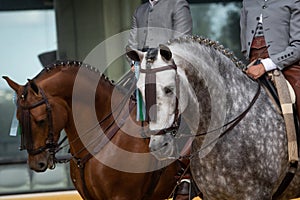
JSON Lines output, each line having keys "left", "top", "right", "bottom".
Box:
{"left": 16, "top": 77, "right": 137, "bottom": 166}
{"left": 139, "top": 60, "right": 181, "bottom": 136}
{"left": 18, "top": 84, "right": 57, "bottom": 157}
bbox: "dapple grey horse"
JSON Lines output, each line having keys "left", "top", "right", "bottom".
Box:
{"left": 126, "top": 36, "right": 300, "bottom": 200}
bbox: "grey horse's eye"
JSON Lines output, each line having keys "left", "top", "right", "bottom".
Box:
{"left": 164, "top": 87, "right": 174, "bottom": 96}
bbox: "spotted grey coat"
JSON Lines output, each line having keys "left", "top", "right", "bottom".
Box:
{"left": 159, "top": 36, "right": 300, "bottom": 200}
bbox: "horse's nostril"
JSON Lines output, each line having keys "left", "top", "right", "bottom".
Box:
{"left": 38, "top": 162, "right": 47, "bottom": 169}
{"left": 163, "top": 143, "right": 168, "bottom": 147}
{"left": 150, "top": 145, "right": 160, "bottom": 151}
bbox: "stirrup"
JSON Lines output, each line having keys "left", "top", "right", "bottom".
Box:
{"left": 173, "top": 179, "right": 191, "bottom": 200}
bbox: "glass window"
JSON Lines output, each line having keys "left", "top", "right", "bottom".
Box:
{"left": 0, "top": 10, "right": 74, "bottom": 195}
{"left": 0, "top": 10, "right": 57, "bottom": 89}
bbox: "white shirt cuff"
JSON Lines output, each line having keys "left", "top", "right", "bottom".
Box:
{"left": 261, "top": 58, "right": 277, "bottom": 71}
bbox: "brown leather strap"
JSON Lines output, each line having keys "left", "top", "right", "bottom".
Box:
{"left": 145, "top": 71, "right": 157, "bottom": 121}
{"left": 73, "top": 99, "right": 136, "bottom": 200}
{"left": 140, "top": 65, "right": 177, "bottom": 74}
{"left": 140, "top": 65, "right": 177, "bottom": 122}
{"left": 77, "top": 156, "right": 94, "bottom": 200}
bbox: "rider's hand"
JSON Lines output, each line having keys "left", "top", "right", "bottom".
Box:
{"left": 246, "top": 63, "right": 266, "bottom": 79}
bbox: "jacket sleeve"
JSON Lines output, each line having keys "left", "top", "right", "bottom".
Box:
{"left": 173, "top": 0, "right": 193, "bottom": 37}
{"left": 271, "top": 1, "right": 300, "bottom": 69}
{"left": 128, "top": 9, "right": 139, "bottom": 49}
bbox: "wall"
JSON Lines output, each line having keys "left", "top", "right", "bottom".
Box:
{"left": 54, "top": 0, "right": 140, "bottom": 80}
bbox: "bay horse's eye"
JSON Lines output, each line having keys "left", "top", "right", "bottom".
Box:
{"left": 164, "top": 87, "right": 174, "bottom": 96}
{"left": 36, "top": 119, "right": 46, "bottom": 126}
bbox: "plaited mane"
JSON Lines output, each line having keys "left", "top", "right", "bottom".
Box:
{"left": 31, "top": 60, "right": 115, "bottom": 85}
{"left": 167, "top": 35, "right": 246, "bottom": 70}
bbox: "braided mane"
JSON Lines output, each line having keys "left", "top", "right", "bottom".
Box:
{"left": 32, "top": 60, "right": 115, "bottom": 84}
{"left": 167, "top": 35, "right": 246, "bottom": 70}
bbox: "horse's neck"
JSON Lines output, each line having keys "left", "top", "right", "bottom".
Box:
{"left": 38, "top": 66, "right": 117, "bottom": 154}
{"left": 69, "top": 74, "right": 116, "bottom": 153}
{"left": 39, "top": 66, "right": 115, "bottom": 115}
{"left": 172, "top": 42, "right": 258, "bottom": 136}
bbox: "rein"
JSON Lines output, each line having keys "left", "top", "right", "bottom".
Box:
{"left": 60, "top": 76, "right": 137, "bottom": 159}
{"left": 180, "top": 80, "right": 262, "bottom": 159}
{"left": 195, "top": 81, "right": 261, "bottom": 137}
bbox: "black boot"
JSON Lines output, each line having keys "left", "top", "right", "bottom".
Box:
{"left": 173, "top": 179, "right": 190, "bottom": 200}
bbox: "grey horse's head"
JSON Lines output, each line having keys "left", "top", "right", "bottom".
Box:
{"left": 127, "top": 45, "right": 198, "bottom": 130}
{"left": 127, "top": 44, "right": 200, "bottom": 160}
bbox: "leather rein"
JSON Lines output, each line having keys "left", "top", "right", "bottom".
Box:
{"left": 188, "top": 81, "right": 261, "bottom": 157}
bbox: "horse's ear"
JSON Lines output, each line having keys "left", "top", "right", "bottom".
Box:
{"left": 126, "top": 46, "right": 143, "bottom": 62}
{"left": 2, "top": 76, "right": 21, "bottom": 92}
{"left": 28, "top": 79, "right": 39, "bottom": 95}
{"left": 159, "top": 44, "right": 172, "bottom": 61}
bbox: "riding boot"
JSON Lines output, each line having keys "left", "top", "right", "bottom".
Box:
{"left": 173, "top": 159, "right": 191, "bottom": 200}
{"left": 174, "top": 135, "right": 202, "bottom": 200}
{"left": 173, "top": 180, "right": 190, "bottom": 200}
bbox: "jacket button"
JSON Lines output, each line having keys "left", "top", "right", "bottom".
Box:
{"left": 251, "top": 30, "right": 254, "bottom": 34}
{"left": 262, "top": 5, "right": 267, "bottom": 9}
{"left": 256, "top": 17, "right": 260, "bottom": 21}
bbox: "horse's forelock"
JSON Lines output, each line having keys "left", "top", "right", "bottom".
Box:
{"left": 146, "top": 48, "right": 158, "bottom": 61}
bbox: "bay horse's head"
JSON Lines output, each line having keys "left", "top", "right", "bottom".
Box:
{"left": 2, "top": 76, "right": 69, "bottom": 172}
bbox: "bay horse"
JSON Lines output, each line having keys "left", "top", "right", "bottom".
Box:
{"left": 2, "top": 61, "right": 185, "bottom": 200}
{"left": 126, "top": 36, "right": 300, "bottom": 200}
